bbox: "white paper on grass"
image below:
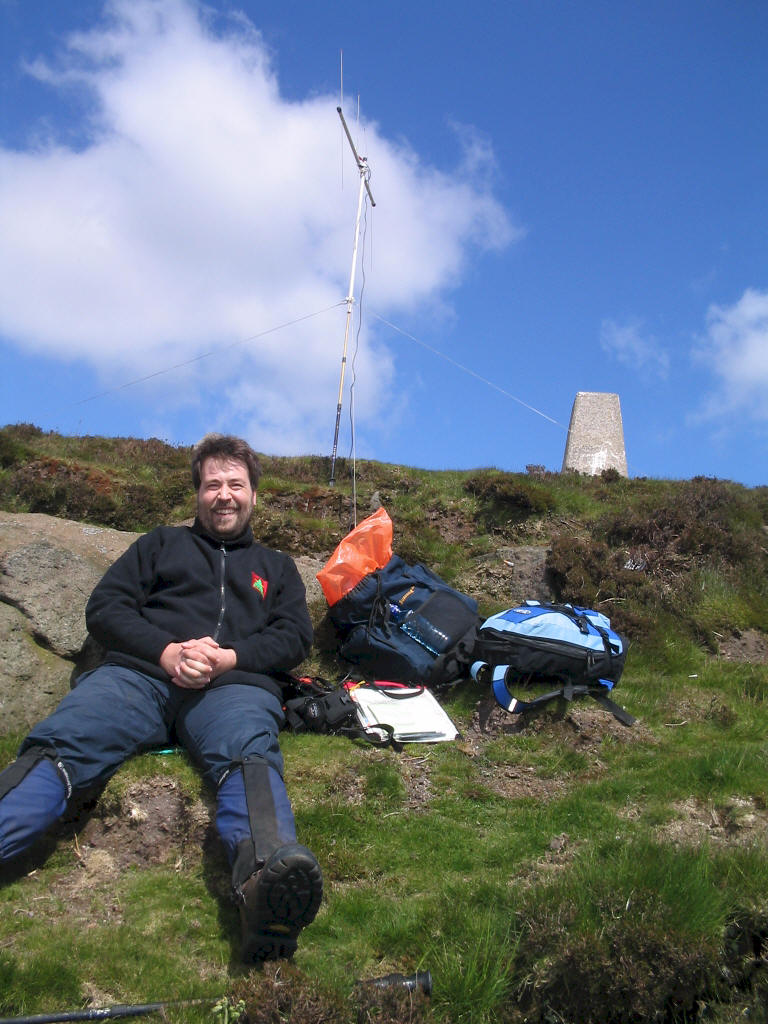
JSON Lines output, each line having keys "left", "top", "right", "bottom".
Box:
{"left": 349, "top": 686, "right": 458, "bottom": 743}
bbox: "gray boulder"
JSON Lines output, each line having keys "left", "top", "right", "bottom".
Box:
{"left": 0, "top": 512, "right": 138, "bottom": 738}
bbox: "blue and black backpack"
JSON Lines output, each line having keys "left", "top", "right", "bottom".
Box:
{"left": 328, "top": 555, "right": 480, "bottom": 688}
{"left": 471, "top": 600, "right": 634, "bottom": 725}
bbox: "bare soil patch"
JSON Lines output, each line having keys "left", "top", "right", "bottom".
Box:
{"left": 24, "top": 777, "right": 215, "bottom": 928}
{"left": 76, "top": 777, "right": 211, "bottom": 871}
{"left": 323, "top": 765, "right": 366, "bottom": 806}
{"left": 460, "top": 544, "right": 552, "bottom": 605}
{"left": 467, "top": 698, "right": 651, "bottom": 744}
{"left": 421, "top": 505, "right": 477, "bottom": 546}
{"left": 656, "top": 795, "right": 768, "bottom": 848}
{"left": 398, "top": 752, "right": 436, "bottom": 809}
{"left": 717, "top": 628, "right": 768, "bottom": 664}
{"left": 455, "top": 698, "right": 655, "bottom": 803}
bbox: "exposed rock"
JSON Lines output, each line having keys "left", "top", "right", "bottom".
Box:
{"left": 0, "top": 511, "right": 139, "bottom": 569}
{"left": 2, "top": 540, "right": 105, "bottom": 657}
{"left": 293, "top": 554, "right": 325, "bottom": 606}
{"left": 0, "top": 602, "right": 73, "bottom": 733}
{"left": 0, "top": 512, "right": 139, "bottom": 737}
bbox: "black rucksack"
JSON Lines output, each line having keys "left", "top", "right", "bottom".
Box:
{"left": 328, "top": 555, "right": 480, "bottom": 688}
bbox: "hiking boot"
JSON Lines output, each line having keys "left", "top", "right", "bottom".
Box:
{"left": 236, "top": 843, "right": 323, "bottom": 963}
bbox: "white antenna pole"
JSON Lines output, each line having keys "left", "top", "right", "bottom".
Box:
{"left": 329, "top": 105, "right": 375, "bottom": 487}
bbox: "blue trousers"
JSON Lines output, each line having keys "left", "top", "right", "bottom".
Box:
{"left": 0, "top": 665, "right": 296, "bottom": 870}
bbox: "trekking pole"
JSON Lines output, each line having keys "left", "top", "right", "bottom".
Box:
{"left": 0, "top": 998, "right": 217, "bottom": 1024}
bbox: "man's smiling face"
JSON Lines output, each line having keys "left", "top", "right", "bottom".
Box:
{"left": 196, "top": 456, "right": 257, "bottom": 540}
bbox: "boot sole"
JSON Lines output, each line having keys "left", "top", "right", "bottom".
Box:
{"left": 241, "top": 843, "right": 323, "bottom": 962}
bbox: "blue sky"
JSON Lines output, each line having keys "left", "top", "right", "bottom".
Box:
{"left": 1, "top": 0, "right": 766, "bottom": 486}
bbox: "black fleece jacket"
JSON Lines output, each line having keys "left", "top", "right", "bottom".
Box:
{"left": 85, "top": 519, "right": 313, "bottom": 700}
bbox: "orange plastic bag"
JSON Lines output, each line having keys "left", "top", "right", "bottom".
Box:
{"left": 316, "top": 506, "right": 393, "bottom": 606}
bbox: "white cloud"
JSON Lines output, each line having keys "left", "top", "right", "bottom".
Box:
{"left": 599, "top": 318, "right": 670, "bottom": 378}
{"left": 695, "top": 287, "right": 768, "bottom": 421}
{"left": 0, "top": 0, "right": 516, "bottom": 455}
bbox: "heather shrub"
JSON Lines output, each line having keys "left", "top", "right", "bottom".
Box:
{"left": 464, "top": 471, "right": 557, "bottom": 526}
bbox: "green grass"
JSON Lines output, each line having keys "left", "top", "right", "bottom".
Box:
{"left": 3, "top": 670, "right": 768, "bottom": 1022}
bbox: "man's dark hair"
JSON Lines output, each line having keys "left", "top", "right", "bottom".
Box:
{"left": 191, "top": 434, "right": 262, "bottom": 490}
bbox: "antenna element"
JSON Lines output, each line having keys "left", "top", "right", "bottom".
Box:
{"left": 329, "top": 106, "right": 376, "bottom": 487}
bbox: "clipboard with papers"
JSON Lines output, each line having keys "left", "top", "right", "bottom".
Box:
{"left": 348, "top": 682, "right": 458, "bottom": 743}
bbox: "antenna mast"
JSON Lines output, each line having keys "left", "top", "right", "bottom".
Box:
{"left": 329, "top": 105, "right": 375, "bottom": 487}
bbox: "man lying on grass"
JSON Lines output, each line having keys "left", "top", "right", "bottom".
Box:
{"left": 0, "top": 432, "right": 322, "bottom": 963}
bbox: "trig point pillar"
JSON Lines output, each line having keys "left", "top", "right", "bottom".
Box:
{"left": 561, "top": 392, "right": 628, "bottom": 476}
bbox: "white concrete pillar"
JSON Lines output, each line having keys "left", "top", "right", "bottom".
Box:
{"left": 562, "top": 392, "right": 628, "bottom": 476}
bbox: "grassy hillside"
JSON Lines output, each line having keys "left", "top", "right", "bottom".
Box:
{"left": 1, "top": 423, "right": 768, "bottom": 1024}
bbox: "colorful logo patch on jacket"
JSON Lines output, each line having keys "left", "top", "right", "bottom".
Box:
{"left": 251, "top": 573, "right": 268, "bottom": 598}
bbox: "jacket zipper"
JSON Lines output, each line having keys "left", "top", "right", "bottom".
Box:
{"left": 213, "top": 545, "right": 227, "bottom": 641}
